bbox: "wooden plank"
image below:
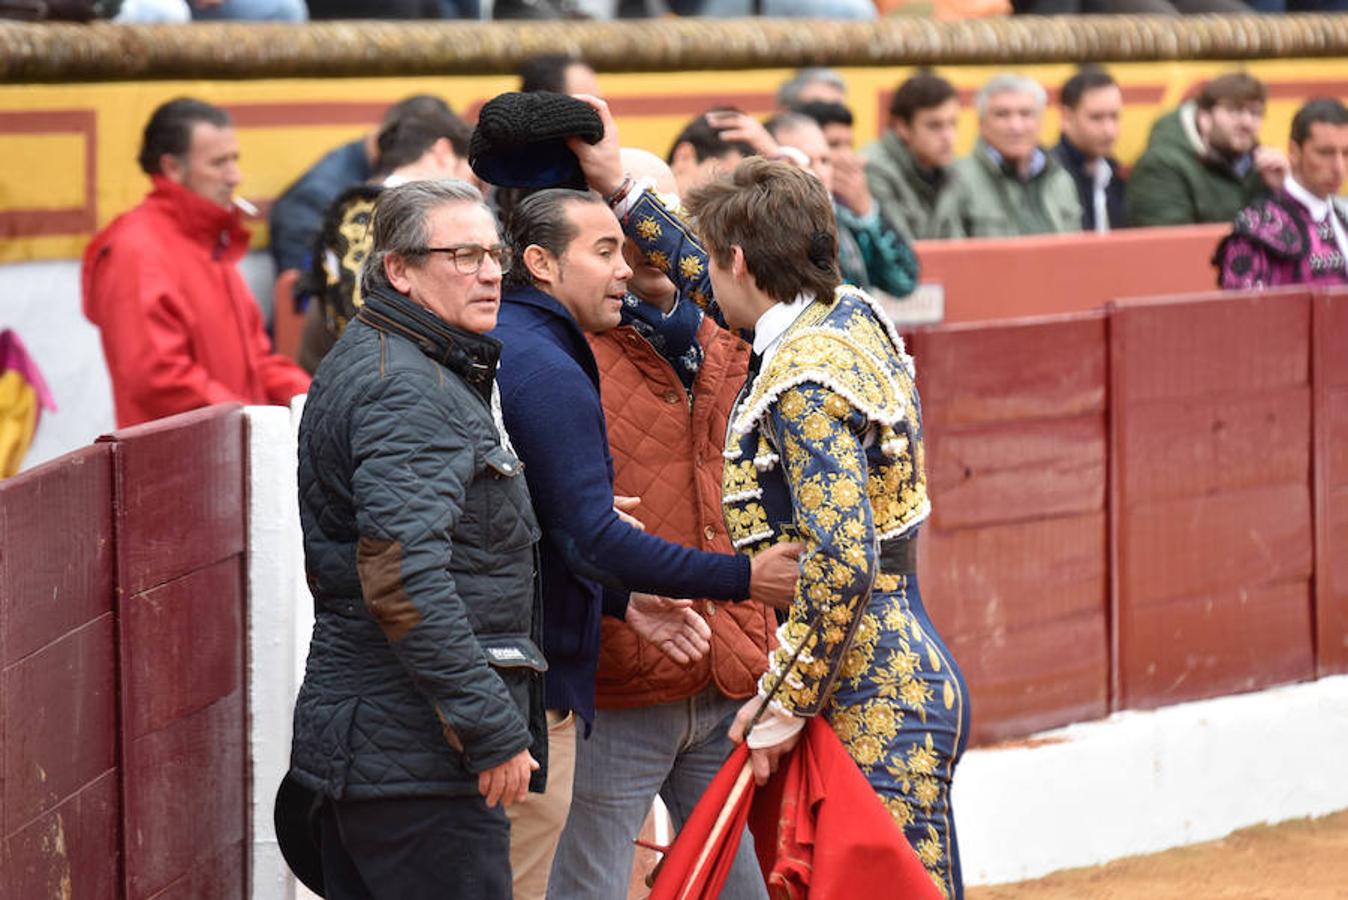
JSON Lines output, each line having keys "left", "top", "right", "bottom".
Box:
{"left": 1310, "top": 293, "right": 1342, "bottom": 673}
{"left": 2, "top": 615, "right": 116, "bottom": 834}
{"left": 1318, "top": 286, "right": 1348, "bottom": 387}
{"left": 926, "top": 416, "right": 1105, "bottom": 530}
{"left": 919, "top": 513, "right": 1106, "bottom": 641}
{"left": 1111, "top": 290, "right": 1311, "bottom": 404}
{"left": 1326, "top": 388, "right": 1348, "bottom": 489}
{"left": 122, "top": 698, "right": 246, "bottom": 900}
{"left": 1121, "top": 483, "right": 1313, "bottom": 607}
{"left": 1119, "top": 579, "right": 1314, "bottom": 709}
{"left": 1320, "top": 485, "right": 1348, "bottom": 674}
{"left": 911, "top": 225, "right": 1225, "bottom": 325}
{"left": 2, "top": 770, "right": 119, "bottom": 900}
{"left": 121, "top": 560, "right": 245, "bottom": 741}
{"left": 142, "top": 843, "right": 246, "bottom": 900}
{"left": 101, "top": 404, "right": 245, "bottom": 595}
{"left": 0, "top": 444, "right": 114, "bottom": 665}
{"left": 913, "top": 313, "right": 1106, "bottom": 428}
{"left": 947, "top": 611, "right": 1108, "bottom": 746}
{"left": 1119, "top": 386, "right": 1311, "bottom": 505}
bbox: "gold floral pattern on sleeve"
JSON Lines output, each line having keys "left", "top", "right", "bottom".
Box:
{"left": 756, "top": 382, "right": 876, "bottom": 718}
{"left": 634, "top": 215, "right": 662, "bottom": 241}
{"left": 619, "top": 188, "right": 713, "bottom": 307}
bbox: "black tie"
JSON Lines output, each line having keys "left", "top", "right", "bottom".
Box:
{"left": 746, "top": 351, "right": 764, "bottom": 387}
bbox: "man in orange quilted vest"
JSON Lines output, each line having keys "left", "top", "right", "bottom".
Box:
{"left": 547, "top": 111, "right": 775, "bottom": 900}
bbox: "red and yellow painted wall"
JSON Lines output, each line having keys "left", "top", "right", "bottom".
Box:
{"left": 3, "top": 56, "right": 1346, "bottom": 263}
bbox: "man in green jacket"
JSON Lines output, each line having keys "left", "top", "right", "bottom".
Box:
{"left": 1127, "top": 72, "right": 1288, "bottom": 227}
{"left": 932, "top": 73, "right": 1082, "bottom": 239}
{"left": 861, "top": 70, "right": 960, "bottom": 242}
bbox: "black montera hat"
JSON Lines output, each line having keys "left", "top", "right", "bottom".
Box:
{"left": 275, "top": 771, "right": 325, "bottom": 896}
{"left": 469, "top": 91, "right": 603, "bottom": 190}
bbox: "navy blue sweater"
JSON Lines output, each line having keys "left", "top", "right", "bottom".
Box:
{"left": 492, "top": 285, "right": 752, "bottom": 723}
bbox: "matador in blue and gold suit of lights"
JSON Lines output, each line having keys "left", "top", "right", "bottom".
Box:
{"left": 620, "top": 186, "right": 972, "bottom": 899}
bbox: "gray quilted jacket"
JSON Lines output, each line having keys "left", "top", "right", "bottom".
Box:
{"left": 290, "top": 287, "right": 546, "bottom": 800}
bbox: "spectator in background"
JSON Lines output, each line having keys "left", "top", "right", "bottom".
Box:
{"left": 1127, "top": 72, "right": 1288, "bottom": 227}
{"left": 269, "top": 94, "right": 454, "bottom": 275}
{"left": 667, "top": 111, "right": 757, "bottom": 197}
{"left": 862, "top": 70, "right": 960, "bottom": 242}
{"left": 306, "top": 0, "right": 441, "bottom": 16}
{"left": 1053, "top": 66, "right": 1127, "bottom": 232}
{"left": 1216, "top": 98, "right": 1348, "bottom": 289}
{"left": 82, "top": 98, "right": 310, "bottom": 428}
{"left": 519, "top": 53, "right": 601, "bottom": 96}
{"left": 295, "top": 102, "right": 475, "bottom": 372}
{"left": 1010, "top": 0, "right": 1251, "bottom": 12}
{"left": 189, "top": 0, "right": 306, "bottom": 19}
{"left": 777, "top": 67, "right": 848, "bottom": 109}
{"left": 766, "top": 111, "right": 919, "bottom": 299}
{"left": 933, "top": 73, "right": 1081, "bottom": 238}
{"left": 793, "top": 98, "right": 857, "bottom": 154}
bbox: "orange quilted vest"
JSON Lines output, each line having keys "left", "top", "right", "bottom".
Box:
{"left": 590, "top": 317, "right": 776, "bottom": 709}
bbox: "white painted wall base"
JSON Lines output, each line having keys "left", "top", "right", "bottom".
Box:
{"left": 242, "top": 402, "right": 1348, "bottom": 895}
{"left": 954, "top": 675, "right": 1348, "bottom": 885}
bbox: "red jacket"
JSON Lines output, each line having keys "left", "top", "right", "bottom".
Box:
{"left": 590, "top": 317, "right": 775, "bottom": 709}
{"left": 82, "top": 176, "right": 310, "bottom": 427}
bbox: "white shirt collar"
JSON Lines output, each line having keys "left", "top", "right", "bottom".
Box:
{"left": 1285, "top": 174, "right": 1331, "bottom": 222}
{"left": 752, "top": 293, "right": 813, "bottom": 365}
{"left": 1284, "top": 173, "right": 1348, "bottom": 273}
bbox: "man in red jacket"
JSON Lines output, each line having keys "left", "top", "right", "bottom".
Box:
{"left": 83, "top": 98, "right": 310, "bottom": 428}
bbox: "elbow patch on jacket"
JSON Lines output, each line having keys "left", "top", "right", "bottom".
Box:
{"left": 356, "top": 536, "right": 422, "bottom": 642}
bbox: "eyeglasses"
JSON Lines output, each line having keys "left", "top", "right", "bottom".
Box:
{"left": 417, "top": 244, "right": 512, "bottom": 275}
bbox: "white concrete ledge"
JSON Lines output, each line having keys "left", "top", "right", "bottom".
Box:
{"left": 955, "top": 675, "right": 1348, "bottom": 885}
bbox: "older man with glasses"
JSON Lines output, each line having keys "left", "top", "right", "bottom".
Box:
{"left": 931, "top": 73, "right": 1083, "bottom": 238}
{"left": 286, "top": 179, "right": 545, "bottom": 900}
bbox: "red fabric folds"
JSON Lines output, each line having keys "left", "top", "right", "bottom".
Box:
{"left": 649, "top": 717, "right": 943, "bottom": 900}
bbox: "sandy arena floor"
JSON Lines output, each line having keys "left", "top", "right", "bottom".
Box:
{"left": 968, "top": 809, "right": 1348, "bottom": 899}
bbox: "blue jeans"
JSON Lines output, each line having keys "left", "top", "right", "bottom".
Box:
{"left": 547, "top": 686, "right": 769, "bottom": 900}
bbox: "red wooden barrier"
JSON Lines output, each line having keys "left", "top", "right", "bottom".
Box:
{"left": 1, "top": 445, "right": 120, "bottom": 900}
{"left": 1110, "top": 288, "right": 1316, "bottom": 710}
{"left": 913, "top": 313, "right": 1109, "bottom": 745}
{"left": 913, "top": 224, "right": 1228, "bottom": 325}
{"left": 1314, "top": 287, "right": 1348, "bottom": 676}
{"left": 98, "top": 405, "right": 249, "bottom": 900}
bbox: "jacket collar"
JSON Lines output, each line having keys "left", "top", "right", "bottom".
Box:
{"left": 977, "top": 138, "right": 1049, "bottom": 182}
{"left": 881, "top": 130, "right": 946, "bottom": 193}
{"left": 359, "top": 287, "right": 502, "bottom": 401}
{"left": 501, "top": 283, "right": 598, "bottom": 376}
{"left": 1054, "top": 135, "right": 1119, "bottom": 175}
{"left": 145, "top": 175, "right": 250, "bottom": 262}
{"left": 1285, "top": 173, "right": 1334, "bottom": 224}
